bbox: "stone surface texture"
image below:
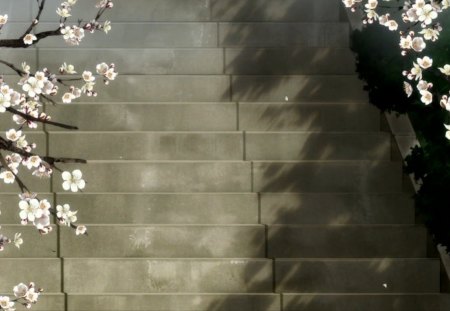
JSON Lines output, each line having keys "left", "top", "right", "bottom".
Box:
{"left": 1, "top": 0, "right": 449, "bottom": 310}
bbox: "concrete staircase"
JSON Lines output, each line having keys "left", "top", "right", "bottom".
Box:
{"left": 1, "top": 0, "right": 450, "bottom": 310}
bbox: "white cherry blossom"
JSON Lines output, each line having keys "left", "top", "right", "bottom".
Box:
{"left": 23, "top": 33, "right": 37, "bottom": 45}
{"left": 62, "top": 170, "right": 85, "bottom": 192}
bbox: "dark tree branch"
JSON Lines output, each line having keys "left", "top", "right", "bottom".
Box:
{"left": 0, "top": 29, "right": 61, "bottom": 48}
{"left": 6, "top": 107, "right": 78, "bottom": 130}
{"left": 21, "top": 0, "right": 47, "bottom": 38}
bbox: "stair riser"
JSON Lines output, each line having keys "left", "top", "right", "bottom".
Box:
{"left": 261, "top": 193, "right": 415, "bottom": 225}
{"left": 64, "top": 259, "right": 273, "bottom": 293}
{"left": 46, "top": 103, "right": 237, "bottom": 132}
{"left": 56, "top": 193, "right": 259, "bottom": 224}
{"left": 48, "top": 133, "right": 244, "bottom": 161}
{"left": 283, "top": 294, "right": 450, "bottom": 311}
{"left": 60, "top": 226, "right": 265, "bottom": 258}
{"left": 239, "top": 103, "right": 381, "bottom": 132}
{"left": 276, "top": 259, "right": 440, "bottom": 293}
{"left": 268, "top": 226, "right": 427, "bottom": 258}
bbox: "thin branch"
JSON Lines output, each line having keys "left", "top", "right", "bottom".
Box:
{"left": 0, "top": 59, "right": 26, "bottom": 76}
{"left": 0, "top": 151, "right": 30, "bottom": 193}
{"left": 21, "top": 0, "right": 47, "bottom": 38}
{"left": 6, "top": 107, "right": 78, "bottom": 130}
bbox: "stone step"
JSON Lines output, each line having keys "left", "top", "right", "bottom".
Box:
{"left": 0, "top": 225, "right": 57, "bottom": 257}
{"left": 56, "top": 193, "right": 259, "bottom": 224}
{"left": 51, "top": 162, "right": 252, "bottom": 193}
{"left": 36, "top": 23, "right": 218, "bottom": 48}
{"left": 39, "top": 48, "right": 225, "bottom": 75}
{"left": 48, "top": 132, "right": 244, "bottom": 160}
{"left": 35, "top": 0, "right": 340, "bottom": 22}
{"left": 0, "top": 1, "right": 32, "bottom": 21}
{"left": 67, "top": 293, "right": 281, "bottom": 311}
{"left": 225, "top": 48, "right": 355, "bottom": 75}
{"left": 210, "top": 0, "right": 340, "bottom": 22}
{"left": 0, "top": 49, "right": 36, "bottom": 74}
{"left": 49, "top": 131, "right": 391, "bottom": 161}
{"left": 45, "top": 103, "right": 237, "bottom": 132}
{"left": 35, "top": 22, "right": 349, "bottom": 48}
{"left": 268, "top": 225, "right": 427, "bottom": 258}
{"left": 83, "top": 75, "right": 231, "bottom": 102}
{"left": 0, "top": 259, "right": 61, "bottom": 292}
{"left": 0, "top": 169, "right": 51, "bottom": 193}
{"left": 239, "top": 103, "right": 380, "bottom": 132}
{"left": 37, "top": 47, "right": 355, "bottom": 75}
{"left": 231, "top": 76, "right": 367, "bottom": 102}
{"left": 219, "top": 23, "right": 349, "bottom": 48}
{"left": 64, "top": 258, "right": 273, "bottom": 293}
{"left": 260, "top": 193, "right": 415, "bottom": 225}
{"left": 282, "top": 294, "right": 450, "bottom": 311}
{"left": 245, "top": 132, "right": 391, "bottom": 160}
{"left": 253, "top": 161, "right": 402, "bottom": 193}
{"left": 60, "top": 225, "right": 265, "bottom": 258}
{"left": 0, "top": 193, "right": 54, "bottom": 224}
{"left": 275, "top": 259, "right": 440, "bottom": 293}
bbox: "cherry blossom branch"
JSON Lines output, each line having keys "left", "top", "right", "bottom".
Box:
{"left": 0, "top": 151, "right": 30, "bottom": 193}
{"left": 21, "top": 0, "right": 46, "bottom": 38}
{"left": 0, "top": 29, "right": 61, "bottom": 48}
{"left": 5, "top": 107, "right": 78, "bottom": 130}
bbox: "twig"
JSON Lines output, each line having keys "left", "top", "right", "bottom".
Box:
{"left": 6, "top": 107, "right": 78, "bottom": 130}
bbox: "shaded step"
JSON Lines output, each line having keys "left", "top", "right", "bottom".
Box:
{"left": 225, "top": 48, "right": 355, "bottom": 74}
{"left": 260, "top": 193, "right": 414, "bottom": 225}
{"left": 67, "top": 293, "right": 281, "bottom": 311}
{"left": 239, "top": 103, "right": 380, "bottom": 132}
{"left": 52, "top": 162, "right": 251, "bottom": 192}
{"left": 282, "top": 293, "right": 450, "bottom": 311}
{"left": 0, "top": 193, "right": 53, "bottom": 224}
{"left": 48, "top": 132, "right": 244, "bottom": 160}
{"left": 275, "top": 259, "right": 440, "bottom": 293}
{"left": 37, "top": 0, "right": 211, "bottom": 22}
{"left": 85, "top": 75, "right": 230, "bottom": 102}
{"left": 60, "top": 225, "right": 265, "bottom": 258}
{"left": 211, "top": 0, "right": 340, "bottom": 22}
{"left": 0, "top": 259, "right": 61, "bottom": 292}
{"left": 231, "top": 76, "right": 367, "bottom": 102}
{"left": 245, "top": 132, "right": 391, "bottom": 160}
{"left": 64, "top": 258, "right": 273, "bottom": 293}
{"left": 46, "top": 103, "right": 237, "bottom": 132}
{"left": 268, "top": 225, "right": 427, "bottom": 258}
{"left": 39, "top": 48, "right": 224, "bottom": 75}
{"left": 36, "top": 23, "right": 218, "bottom": 48}
{"left": 0, "top": 225, "right": 57, "bottom": 257}
{"left": 0, "top": 49, "right": 36, "bottom": 74}
{"left": 57, "top": 193, "right": 258, "bottom": 224}
{"left": 253, "top": 161, "right": 402, "bottom": 193}
{"left": 219, "top": 23, "right": 349, "bottom": 48}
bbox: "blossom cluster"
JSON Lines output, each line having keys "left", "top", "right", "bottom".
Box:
{"left": 343, "top": 0, "right": 450, "bottom": 139}
{"left": 0, "top": 282, "right": 42, "bottom": 311}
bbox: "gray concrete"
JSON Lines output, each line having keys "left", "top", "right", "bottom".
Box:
{"left": 49, "top": 132, "right": 243, "bottom": 160}
{"left": 38, "top": 48, "right": 224, "bottom": 75}
{"left": 267, "top": 225, "right": 427, "bottom": 258}
{"left": 0, "top": 225, "right": 57, "bottom": 257}
{"left": 231, "top": 76, "right": 367, "bottom": 102}
{"left": 252, "top": 161, "right": 402, "bottom": 193}
{"left": 67, "top": 293, "right": 281, "bottom": 311}
{"left": 275, "top": 259, "right": 440, "bottom": 293}
{"left": 51, "top": 162, "right": 252, "bottom": 192}
{"left": 0, "top": 259, "right": 61, "bottom": 292}
{"left": 225, "top": 48, "right": 356, "bottom": 75}
{"left": 64, "top": 259, "right": 273, "bottom": 293}
{"left": 245, "top": 132, "right": 391, "bottom": 160}
{"left": 283, "top": 294, "right": 450, "bottom": 311}
{"left": 219, "top": 23, "right": 349, "bottom": 48}
{"left": 260, "top": 193, "right": 415, "bottom": 224}
{"left": 60, "top": 225, "right": 265, "bottom": 258}
{"left": 36, "top": 23, "right": 218, "bottom": 48}
{"left": 238, "top": 103, "right": 381, "bottom": 132}
{"left": 46, "top": 103, "right": 237, "bottom": 131}
{"left": 56, "top": 193, "right": 258, "bottom": 224}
